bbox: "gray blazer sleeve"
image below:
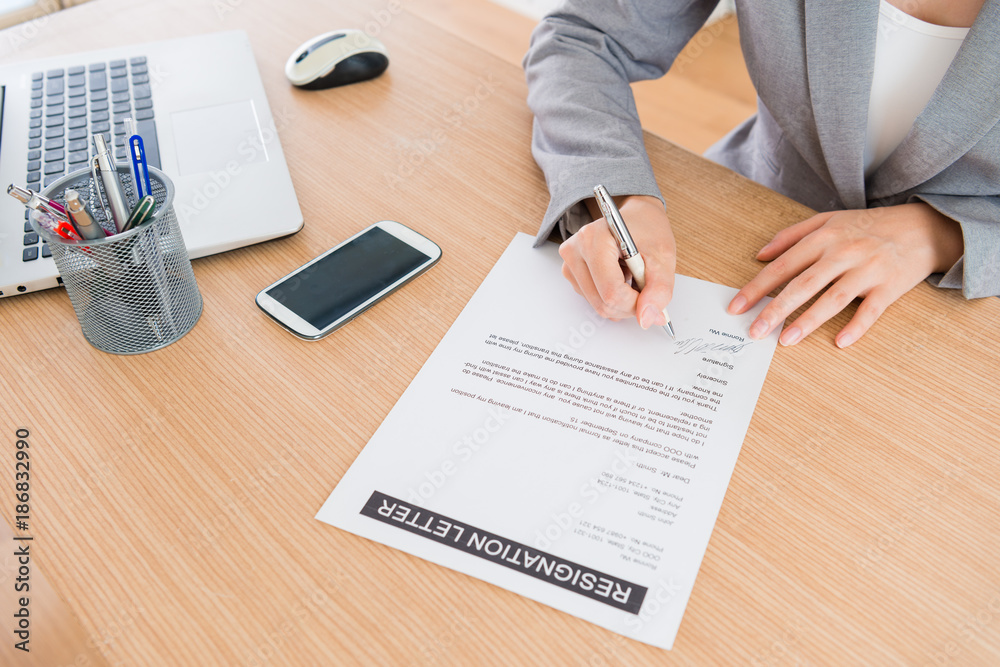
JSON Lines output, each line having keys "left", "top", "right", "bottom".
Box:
{"left": 523, "top": 0, "right": 720, "bottom": 244}
{"left": 525, "top": 0, "right": 1000, "bottom": 298}
{"left": 914, "top": 194, "right": 1000, "bottom": 298}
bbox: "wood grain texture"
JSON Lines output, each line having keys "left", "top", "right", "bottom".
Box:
{"left": 0, "top": 519, "right": 110, "bottom": 666}
{"left": 407, "top": 0, "right": 758, "bottom": 154}
{"left": 1, "top": 0, "right": 998, "bottom": 664}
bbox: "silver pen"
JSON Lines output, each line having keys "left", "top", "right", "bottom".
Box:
{"left": 594, "top": 184, "right": 676, "bottom": 338}
{"left": 91, "top": 133, "right": 130, "bottom": 232}
{"left": 65, "top": 189, "right": 107, "bottom": 240}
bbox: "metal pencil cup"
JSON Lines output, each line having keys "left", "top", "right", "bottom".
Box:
{"left": 31, "top": 166, "right": 202, "bottom": 355}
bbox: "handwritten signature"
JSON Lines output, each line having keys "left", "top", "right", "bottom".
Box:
{"left": 672, "top": 337, "right": 754, "bottom": 356}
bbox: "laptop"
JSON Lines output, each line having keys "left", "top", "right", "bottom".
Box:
{"left": 0, "top": 30, "right": 303, "bottom": 298}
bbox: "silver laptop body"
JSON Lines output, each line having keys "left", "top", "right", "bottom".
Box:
{"left": 0, "top": 30, "right": 303, "bottom": 298}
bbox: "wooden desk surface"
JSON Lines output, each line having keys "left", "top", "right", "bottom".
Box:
{"left": 2, "top": 0, "right": 998, "bottom": 664}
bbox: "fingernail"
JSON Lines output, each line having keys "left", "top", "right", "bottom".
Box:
{"left": 728, "top": 294, "right": 747, "bottom": 314}
{"left": 757, "top": 242, "right": 774, "bottom": 258}
{"left": 780, "top": 327, "right": 802, "bottom": 346}
{"left": 639, "top": 306, "right": 656, "bottom": 330}
{"left": 749, "top": 319, "right": 769, "bottom": 339}
{"left": 836, "top": 332, "right": 855, "bottom": 348}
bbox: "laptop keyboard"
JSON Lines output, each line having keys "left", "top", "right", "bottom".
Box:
{"left": 22, "top": 56, "right": 160, "bottom": 262}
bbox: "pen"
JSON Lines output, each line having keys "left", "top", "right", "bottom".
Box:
{"left": 91, "top": 133, "right": 131, "bottom": 232}
{"left": 64, "top": 189, "right": 107, "bottom": 240}
{"left": 26, "top": 207, "right": 83, "bottom": 242}
{"left": 593, "top": 184, "right": 676, "bottom": 339}
{"left": 7, "top": 183, "right": 83, "bottom": 241}
{"left": 125, "top": 117, "right": 152, "bottom": 200}
{"left": 122, "top": 195, "right": 156, "bottom": 232}
{"left": 7, "top": 183, "right": 70, "bottom": 221}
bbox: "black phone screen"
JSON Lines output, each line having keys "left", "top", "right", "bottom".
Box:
{"left": 266, "top": 226, "right": 432, "bottom": 330}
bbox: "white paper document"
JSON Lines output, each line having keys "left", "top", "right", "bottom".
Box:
{"left": 317, "top": 233, "right": 780, "bottom": 649}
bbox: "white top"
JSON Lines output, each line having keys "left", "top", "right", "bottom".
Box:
{"left": 863, "top": 0, "right": 970, "bottom": 176}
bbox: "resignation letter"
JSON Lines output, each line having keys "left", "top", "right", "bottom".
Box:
{"left": 317, "top": 233, "right": 780, "bottom": 649}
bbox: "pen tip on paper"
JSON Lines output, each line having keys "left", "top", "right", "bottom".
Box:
{"left": 664, "top": 321, "right": 675, "bottom": 339}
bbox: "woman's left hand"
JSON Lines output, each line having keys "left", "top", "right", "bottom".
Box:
{"left": 727, "top": 202, "right": 964, "bottom": 348}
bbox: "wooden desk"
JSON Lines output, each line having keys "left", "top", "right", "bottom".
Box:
{"left": 2, "top": 1, "right": 998, "bottom": 664}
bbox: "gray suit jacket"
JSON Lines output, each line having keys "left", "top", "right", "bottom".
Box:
{"left": 524, "top": 0, "right": 1000, "bottom": 298}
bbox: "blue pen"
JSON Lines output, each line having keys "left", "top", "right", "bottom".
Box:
{"left": 125, "top": 117, "right": 152, "bottom": 199}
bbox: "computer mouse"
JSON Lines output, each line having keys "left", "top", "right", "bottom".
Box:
{"left": 285, "top": 29, "right": 390, "bottom": 90}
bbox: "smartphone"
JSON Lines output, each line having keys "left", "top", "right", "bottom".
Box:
{"left": 255, "top": 220, "right": 442, "bottom": 340}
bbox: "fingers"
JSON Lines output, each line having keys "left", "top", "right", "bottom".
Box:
{"left": 755, "top": 212, "right": 832, "bottom": 261}
{"left": 752, "top": 260, "right": 917, "bottom": 348}
{"left": 773, "top": 281, "right": 857, "bottom": 346}
{"left": 558, "top": 194, "right": 675, "bottom": 326}
{"left": 729, "top": 204, "right": 950, "bottom": 348}
{"left": 746, "top": 246, "right": 856, "bottom": 341}
{"left": 772, "top": 280, "right": 897, "bottom": 348}
{"left": 620, "top": 196, "right": 675, "bottom": 328}
{"left": 728, "top": 234, "right": 825, "bottom": 318}
{"left": 770, "top": 267, "right": 870, "bottom": 345}
{"left": 558, "top": 222, "right": 637, "bottom": 321}
{"left": 635, "top": 256, "right": 674, "bottom": 329}
{"left": 834, "top": 286, "right": 896, "bottom": 348}
{"left": 634, "top": 233, "right": 675, "bottom": 329}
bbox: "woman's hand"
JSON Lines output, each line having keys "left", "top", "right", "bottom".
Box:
{"left": 727, "top": 202, "right": 964, "bottom": 348}
{"left": 559, "top": 195, "right": 675, "bottom": 329}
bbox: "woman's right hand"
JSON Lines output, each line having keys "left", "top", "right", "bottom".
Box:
{"left": 558, "top": 195, "right": 676, "bottom": 329}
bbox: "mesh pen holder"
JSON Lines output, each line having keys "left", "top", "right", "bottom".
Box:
{"left": 31, "top": 166, "right": 202, "bottom": 355}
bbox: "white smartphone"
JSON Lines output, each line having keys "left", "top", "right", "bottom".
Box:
{"left": 255, "top": 220, "right": 442, "bottom": 340}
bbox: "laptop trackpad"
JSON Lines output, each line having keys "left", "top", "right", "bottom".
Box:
{"left": 171, "top": 100, "right": 269, "bottom": 176}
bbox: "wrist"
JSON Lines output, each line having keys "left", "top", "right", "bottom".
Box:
{"left": 619, "top": 195, "right": 665, "bottom": 215}
{"left": 584, "top": 193, "right": 664, "bottom": 222}
{"left": 912, "top": 203, "right": 964, "bottom": 273}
